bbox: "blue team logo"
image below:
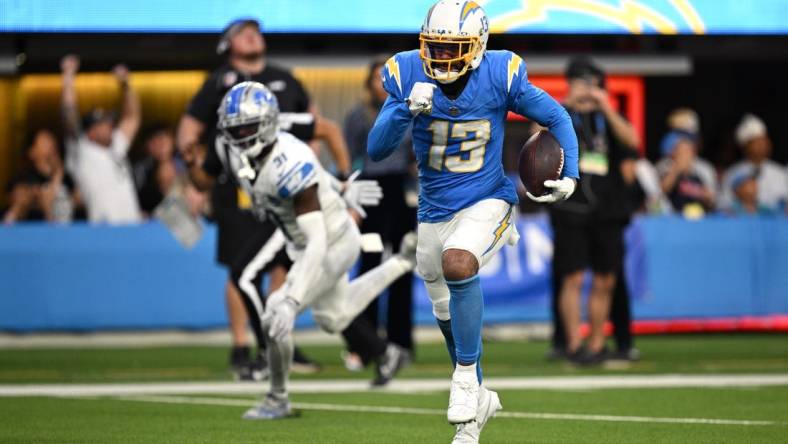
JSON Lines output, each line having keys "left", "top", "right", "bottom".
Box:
{"left": 224, "top": 82, "right": 278, "bottom": 118}
{"left": 277, "top": 162, "right": 315, "bottom": 198}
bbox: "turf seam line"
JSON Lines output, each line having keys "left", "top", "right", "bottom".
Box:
{"left": 103, "top": 395, "right": 781, "bottom": 427}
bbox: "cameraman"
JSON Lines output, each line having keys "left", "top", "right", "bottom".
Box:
{"left": 549, "top": 57, "right": 640, "bottom": 365}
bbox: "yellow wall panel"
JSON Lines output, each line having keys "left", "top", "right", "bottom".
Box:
{"left": 17, "top": 71, "right": 209, "bottom": 136}
{"left": 0, "top": 79, "right": 17, "bottom": 204}
{"left": 292, "top": 66, "right": 367, "bottom": 122}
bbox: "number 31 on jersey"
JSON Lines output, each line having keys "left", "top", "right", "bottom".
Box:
{"left": 427, "top": 119, "right": 490, "bottom": 173}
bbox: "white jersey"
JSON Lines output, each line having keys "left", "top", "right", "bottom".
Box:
{"left": 216, "top": 131, "right": 351, "bottom": 252}
{"left": 65, "top": 129, "right": 142, "bottom": 224}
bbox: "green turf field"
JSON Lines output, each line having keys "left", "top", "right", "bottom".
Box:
{"left": 1, "top": 334, "right": 786, "bottom": 443}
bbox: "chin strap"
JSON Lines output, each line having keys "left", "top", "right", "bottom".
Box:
{"left": 237, "top": 153, "right": 256, "bottom": 180}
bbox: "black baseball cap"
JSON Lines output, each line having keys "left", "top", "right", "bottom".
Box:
{"left": 566, "top": 56, "right": 606, "bottom": 88}
{"left": 81, "top": 108, "right": 116, "bottom": 131}
{"left": 217, "top": 18, "right": 261, "bottom": 55}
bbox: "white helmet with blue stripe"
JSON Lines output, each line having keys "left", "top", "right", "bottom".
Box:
{"left": 218, "top": 81, "right": 279, "bottom": 159}
{"left": 420, "top": 1, "right": 489, "bottom": 84}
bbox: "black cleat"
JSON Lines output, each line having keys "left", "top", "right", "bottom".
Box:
{"left": 545, "top": 347, "right": 568, "bottom": 362}
{"left": 372, "top": 344, "right": 411, "bottom": 387}
{"left": 248, "top": 352, "right": 271, "bottom": 381}
{"left": 568, "top": 346, "right": 608, "bottom": 367}
{"left": 230, "top": 346, "right": 252, "bottom": 380}
{"left": 607, "top": 347, "right": 641, "bottom": 362}
{"left": 292, "top": 346, "right": 321, "bottom": 374}
{"left": 232, "top": 350, "right": 270, "bottom": 382}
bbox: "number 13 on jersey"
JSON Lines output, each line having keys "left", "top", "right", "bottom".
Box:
{"left": 427, "top": 119, "right": 490, "bottom": 173}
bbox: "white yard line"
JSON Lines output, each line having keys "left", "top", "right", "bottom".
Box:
{"left": 1, "top": 374, "right": 788, "bottom": 397}
{"left": 106, "top": 395, "right": 779, "bottom": 427}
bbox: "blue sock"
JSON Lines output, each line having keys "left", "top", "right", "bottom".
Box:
{"left": 447, "top": 275, "right": 484, "bottom": 373}
{"left": 437, "top": 318, "right": 483, "bottom": 383}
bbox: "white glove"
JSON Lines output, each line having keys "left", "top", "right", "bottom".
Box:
{"left": 343, "top": 170, "right": 383, "bottom": 218}
{"left": 267, "top": 297, "right": 299, "bottom": 342}
{"left": 406, "top": 82, "right": 437, "bottom": 116}
{"left": 527, "top": 178, "right": 577, "bottom": 203}
{"left": 237, "top": 154, "right": 257, "bottom": 180}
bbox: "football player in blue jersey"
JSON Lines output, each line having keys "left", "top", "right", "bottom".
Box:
{"left": 367, "top": 1, "right": 579, "bottom": 442}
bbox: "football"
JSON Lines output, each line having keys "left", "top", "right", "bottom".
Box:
{"left": 518, "top": 130, "right": 565, "bottom": 197}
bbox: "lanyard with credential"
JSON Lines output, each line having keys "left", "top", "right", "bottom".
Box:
{"left": 569, "top": 110, "right": 606, "bottom": 152}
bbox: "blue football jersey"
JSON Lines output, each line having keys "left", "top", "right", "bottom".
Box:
{"left": 369, "top": 49, "right": 578, "bottom": 223}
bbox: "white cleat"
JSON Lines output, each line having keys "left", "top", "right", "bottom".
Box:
{"left": 451, "top": 386, "right": 503, "bottom": 444}
{"left": 476, "top": 386, "right": 502, "bottom": 431}
{"left": 447, "top": 366, "right": 480, "bottom": 424}
{"left": 452, "top": 421, "right": 479, "bottom": 444}
{"left": 241, "top": 393, "right": 292, "bottom": 420}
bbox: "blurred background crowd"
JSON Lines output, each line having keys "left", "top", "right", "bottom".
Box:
{"left": 3, "top": 49, "right": 785, "bottom": 226}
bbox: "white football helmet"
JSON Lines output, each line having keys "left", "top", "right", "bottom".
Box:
{"left": 218, "top": 81, "right": 279, "bottom": 159}
{"left": 420, "top": 1, "right": 489, "bottom": 84}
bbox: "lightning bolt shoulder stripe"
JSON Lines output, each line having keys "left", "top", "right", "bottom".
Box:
{"left": 385, "top": 56, "right": 402, "bottom": 95}
{"left": 507, "top": 53, "right": 523, "bottom": 93}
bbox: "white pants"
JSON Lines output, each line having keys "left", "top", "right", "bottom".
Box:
{"left": 269, "top": 221, "right": 412, "bottom": 334}
{"left": 268, "top": 223, "right": 360, "bottom": 332}
{"left": 416, "top": 199, "right": 518, "bottom": 321}
{"left": 262, "top": 221, "right": 413, "bottom": 397}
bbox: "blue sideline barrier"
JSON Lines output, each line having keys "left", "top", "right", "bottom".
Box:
{"left": 0, "top": 223, "right": 226, "bottom": 331}
{"left": 0, "top": 216, "right": 786, "bottom": 332}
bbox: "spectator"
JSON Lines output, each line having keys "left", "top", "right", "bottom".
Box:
{"left": 656, "top": 131, "right": 717, "bottom": 216}
{"left": 728, "top": 168, "right": 780, "bottom": 216}
{"left": 134, "top": 125, "right": 207, "bottom": 219}
{"left": 548, "top": 57, "right": 641, "bottom": 365}
{"left": 133, "top": 125, "right": 182, "bottom": 215}
{"left": 341, "top": 57, "right": 417, "bottom": 368}
{"left": 636, "top": 107, "right": 705, "bottom": 215}
{"left": 666, "top": 107, "right": 700, "bottom": 136}
{"left": 60, "top": 55, "right": 143, "bottom": 224}
{"left": 3, "top": 129, "right": 81, "bottom": 224}
{"left": 719, "top": 114, "right": 788, "bottom": 212}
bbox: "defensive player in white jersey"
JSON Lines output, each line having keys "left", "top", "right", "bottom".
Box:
{"left": 217, "top": 81, "right": 417, "bottom": 419}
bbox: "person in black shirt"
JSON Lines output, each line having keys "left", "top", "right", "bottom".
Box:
{"left": 3, "top": 129, "right": 82, "bottom": 224}
{"left": 549, "top": 57, "right": 641, "bottom": 365}
{"left": 177, "top": 19, "right": 350, "bottom": 378}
